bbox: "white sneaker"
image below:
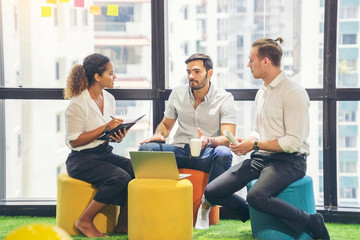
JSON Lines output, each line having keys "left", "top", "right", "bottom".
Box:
{"left": 194, "top": 204, "right": 210, "bottom": 230}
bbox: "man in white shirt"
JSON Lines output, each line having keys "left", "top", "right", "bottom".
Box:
{"left": 199, "top": 38, "right": 330, "bottom": 239}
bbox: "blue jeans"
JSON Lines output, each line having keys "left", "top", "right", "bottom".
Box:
{"left": 138, "top": 142, "right": 232, "bottom": 183}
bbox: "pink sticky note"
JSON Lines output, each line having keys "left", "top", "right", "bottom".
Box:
{"left": 74, "top": 0, "right": 84, "bottom": 7}
{"left": 107, "top": 4, "right": 118, "bottom": 16}
{"left": 41, "top": 6, "right": 52, "bottom": 17}
{"left": 47, "top": 0, "right": 57, "bottom": 3}
{"left": 89, "top": 6, "right": 101, "bottom": 16}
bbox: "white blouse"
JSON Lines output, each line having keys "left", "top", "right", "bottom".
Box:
{"left": 65, "top": 89, "right": 115, "bottom": 151}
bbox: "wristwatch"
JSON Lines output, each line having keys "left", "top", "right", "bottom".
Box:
{"left": 253, "top": 140, "right": 260, "bottom": 151}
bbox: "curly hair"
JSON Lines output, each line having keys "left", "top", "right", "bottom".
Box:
{"left": 63, "top": 53, "right": 110, "bottom": 99}
{"left": 251, "top": 37, "right": 284, "bottom": 67}
{"left": 63, "top": 64, "right": 87, "bottom": 99}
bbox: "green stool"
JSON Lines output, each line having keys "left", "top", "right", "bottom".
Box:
{"left": 247, "top": 176, "right": 316, "bottom": 240}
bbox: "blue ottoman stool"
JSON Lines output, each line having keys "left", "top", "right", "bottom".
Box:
{"left": 246, "top": 175, "right": 316, "bottom": 240}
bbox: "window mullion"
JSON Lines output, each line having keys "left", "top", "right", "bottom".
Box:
{"left": 323, "top": 0, "right": 338, "bottom": 208}
{"left": 0, "top": 0, "right": 6, "bottom": 200}
{"left": 151, "top": 0, "right": 166, "bottom": 129}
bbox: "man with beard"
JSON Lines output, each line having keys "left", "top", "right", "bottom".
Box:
{"left": 139, "top": 53, "right": 236, "bottom": 229}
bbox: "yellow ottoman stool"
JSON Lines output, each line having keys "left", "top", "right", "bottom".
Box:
{"left": 128, "top": 179, "right": 193, "bottom": 240}
{"left": 56, "top": 172, "right": 120, "bottom": 236}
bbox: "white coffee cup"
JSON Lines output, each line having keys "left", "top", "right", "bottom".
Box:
{"left": 190, "top": 138, "right": 202, "bottom": 157}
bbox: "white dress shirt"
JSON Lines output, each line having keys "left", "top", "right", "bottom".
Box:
{"left": 65, "top": 89, "right": 115, "bottom": 151}
{"left": 250, "top": 71, "right": 310, "bottom": 155}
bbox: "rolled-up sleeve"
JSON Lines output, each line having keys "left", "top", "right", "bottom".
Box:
{"left": 65, "top": 102, "right": 86, "bottom": 148}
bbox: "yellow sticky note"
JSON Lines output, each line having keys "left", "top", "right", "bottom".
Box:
{"left": 59, "top": 0, "right": 70, "bottom": 2}
{"left": 89, "top": 6, "right": 101, "bottom": 15}
{"left": 107, "top": 4, "right": 118, "bottom": 16}
{"left": 41, "top": 6, "right": 52, "bottom": 17}
{"left": 47, "top": 0, "right": 57, "bottom": 3}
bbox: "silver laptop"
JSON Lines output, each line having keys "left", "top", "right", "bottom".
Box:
{"left": 129, "top": 151, "right": 191, "bottom": 179}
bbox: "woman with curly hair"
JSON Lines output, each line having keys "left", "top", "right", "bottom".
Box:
{"left": 64, "top": 53, "right": 134, "bottom": 237}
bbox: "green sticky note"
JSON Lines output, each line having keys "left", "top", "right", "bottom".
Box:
{"left": 41, "top": 6, "right": 52, "bottom": 17}
{"left": 107, "top": 4, "right": 118, "bottom": 16}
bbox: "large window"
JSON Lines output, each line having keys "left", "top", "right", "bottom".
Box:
{"left": 1, "top": 0, "right": 151, "bottom": 89}
{"left": 337, "top": 101, "right": 360, "bottom": 206}
{"left": 1, "top": 0, "right": 360, "bottom": 214}
{"left": 4, "top": 98, "right": 152, "bottom": 199}
{"left": 0, "top": 0, "right": 152, "bottom": 200}
{"left": 168, "top": 0, "right": 323, "bottom": 90}
{"left": 166, "top": 0, "right": 360, "bottom": 209}
{"left": 167, "top": 0, "right": 325, "bottom": 205}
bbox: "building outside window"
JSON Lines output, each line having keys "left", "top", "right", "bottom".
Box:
{"left": 70, "top": 8, "right": 77, "bottom": 26}
{"left": 1, "top": 0, "right": 152, "bottom": 200}
{"left": 1, "top": 0, "right": 360, "bottom": 211}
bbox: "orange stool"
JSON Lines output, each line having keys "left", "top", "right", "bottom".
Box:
{"left": 178, "top": 168, "right": 220, "bottom": 226}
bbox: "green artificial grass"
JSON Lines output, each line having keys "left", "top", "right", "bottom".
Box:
{"left": 0, "top": 216, "right": 359, "bottom": 239}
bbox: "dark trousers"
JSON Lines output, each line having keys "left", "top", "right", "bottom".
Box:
{"left": 204, "top": 151, "right": 310, "bottom": 235}
{"left": 66, "top": 143, "right": 135, "bottom": 206}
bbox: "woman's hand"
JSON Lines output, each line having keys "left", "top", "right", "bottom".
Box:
{"left": 107, "top": 117, "right": 126, "bottom": 143}
{"left": 108, "top": 118, "right": 124, "bottom": 131}
{"left": 110, "top": 128, "right": 127, "bottom": 143}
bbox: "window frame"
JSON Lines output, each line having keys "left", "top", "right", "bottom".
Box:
{"left": 0, "top": 0, "right": 5, "bottom": 201}
{"left": 1, "top": 0, "right": 360, "bottom": 219}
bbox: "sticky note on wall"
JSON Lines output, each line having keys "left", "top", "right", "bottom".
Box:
{"left": 59, "top": 0, "right": 70, "bottom": 2}
{"left": 74, "top": 0, "right": 85, "bottom": 7}
{"left": 47, "top": 0, "right": 57, "bottom": 3}
{"left": 41, "top": 6, "right": 52, "bottom": 17}
{"left": 107, "top": 4, "right": 118, "bottom": 16}
{"left": 89, "top": 6, "right": 101, "bottom": 15}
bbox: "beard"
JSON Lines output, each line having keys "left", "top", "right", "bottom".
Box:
{"left": 189, "top": 72, "right": 208, "bottom": 90}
